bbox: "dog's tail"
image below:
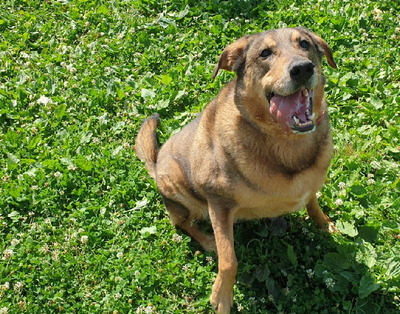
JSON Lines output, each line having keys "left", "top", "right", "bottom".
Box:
{"left": 135, "top": 114, "right": 160, "bottom": 179}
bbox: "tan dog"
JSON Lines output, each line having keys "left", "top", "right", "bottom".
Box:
{"left": 135, "top": 27, "right": 337, "bottom": 313}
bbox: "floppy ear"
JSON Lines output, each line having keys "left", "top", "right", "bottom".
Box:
{"left": 212, "top": 35, "right": 255, "bottom": 79}
{"left": 297, "top": 27, "right": 337, "bottom": 69}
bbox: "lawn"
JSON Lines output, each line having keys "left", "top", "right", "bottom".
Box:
{"left": 0, "top": 0, "right": 399, "bottom": 313}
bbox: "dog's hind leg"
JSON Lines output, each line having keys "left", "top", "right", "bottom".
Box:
{"left": 161, "top": 196, "right": 217, "bottom": 252}
{"left": 306, "top": 194, "right": 338, "bottom": 233}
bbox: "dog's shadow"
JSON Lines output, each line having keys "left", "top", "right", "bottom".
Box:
{"left": 189, "top": 216, "right": 394, "bottom": 313}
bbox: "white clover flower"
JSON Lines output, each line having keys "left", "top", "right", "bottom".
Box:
{"left": 54, "top": 171, "right": 63, "bottom": 178}
{"left": 182, "top": 264, "right": 190, "bottom": 271}
{"left": 11, "top": 239, "right": 20, "bottom": 246}
{"left": 67, "top": 164, "right": 77, "bottom": 171}
{"left": 3, "top": 249, "right": 13, "bottom": 260}
{"left": 367, "top": 178, "right": 376, "bottom": 185}
{"left": 136, "top": 306, "right": 143, "bottom": 313}
{"left": 14, "top": 282, "right": 24, "bottom": 292}
{"left": 316, "top": 191, "right": 322, "bottom": 198}
{"left": 117, "top": 252, "right": 123, "bottom": 259}
{"left": 40, "top": 244, "right": 50, "bottom": 254}
{"left": 338, "top": 182, "right": 346, "bottom": 189}
{"left": 136, "top": 305, "right": 154, "bottom": 314}
{"left": 206, "top": 256, "right": 213, "bottom": 265}
{"left": 325, "top": 277, "right": 335, "bottom": 288}
{"left": 237, "top": 304, "right": 244, "bottom": 311}
{"left": 172, "top": 234, "right": 182, "bottom": 243}
{"left": 115, "top": 292, "right": 122, "bottom": 299}
{"left": 81, "top": 235, "right": 89, "bottom": 244}
{"left": 335, "top": 199, "right": 343, "bottom": 206}
{"left": 52, "top": 250, "right": 60, "bottom": 261}
{"left": 0, "top": 307, "right": 8, "bottom": 314}
{"left": 115, "top": 276, "right": 122, "bottom": 282}
{"left": 306, "top": 269, "right": 314, "bottom": 278}
{"left": 1, "top": 282, "right": 10, "bottom": 290}
{"left": 144, "top": 306, "right": 154, "bottom": 314}
{"left": 37, "top": 95, "right": 52, "bottom": 105}
{"left": 20, "top": 51, "right": 30, "bottom": 59}
{"left": 372, "top": 8, "right": 383, "bottom": 21}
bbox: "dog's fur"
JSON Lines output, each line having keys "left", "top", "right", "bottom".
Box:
{"left": 135, "top": 27, "right": 337, "bottom": 313}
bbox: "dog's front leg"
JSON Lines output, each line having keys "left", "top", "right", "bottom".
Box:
{"left": 306, "top": 194, "right": 338, "bottom": 233}
{"left": 208, "top": 200, "right": 237, "bottom": 314}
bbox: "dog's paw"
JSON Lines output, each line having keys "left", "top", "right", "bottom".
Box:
{"left": 210, "top": 277, "right": 233, "bottom": 314}
{"left": 327, "top": 221, "right": 339, "bottom": 234}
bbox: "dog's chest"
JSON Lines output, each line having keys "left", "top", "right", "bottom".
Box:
{"left": 232, "top": 169, "right": 323, "bottom": 219}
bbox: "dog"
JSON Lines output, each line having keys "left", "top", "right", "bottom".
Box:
{"left": 135, "top": 27, "right": 337, "bottom": 313}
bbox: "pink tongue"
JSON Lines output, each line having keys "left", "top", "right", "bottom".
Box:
{"left": 269, "top": 90, "right": 308, "bottom": 130}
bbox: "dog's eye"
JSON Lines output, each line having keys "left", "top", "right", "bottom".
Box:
{"left": 299, "top": 40, "right": 311, "bottom": 50}
{"left": 260, "top": 49, "right": 272, "bottom": 58}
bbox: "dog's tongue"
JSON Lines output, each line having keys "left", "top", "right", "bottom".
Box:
{"left": 269, "top": 89, "right": 308, "bottom": 131}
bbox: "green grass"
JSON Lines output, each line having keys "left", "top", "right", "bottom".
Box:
{"left": 1, "top": 0, "right": 399, "bottom": 313}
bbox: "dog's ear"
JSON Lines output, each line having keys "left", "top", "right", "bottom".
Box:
{"left": 298, "top": 27, "right": 337, "bottom": 69}
{"left": 212, "top": 35, "right": 255, "bottom": 79}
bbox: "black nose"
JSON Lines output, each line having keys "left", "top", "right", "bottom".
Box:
{"left": 289, "top": 61, "right": 315, "bottom": 83}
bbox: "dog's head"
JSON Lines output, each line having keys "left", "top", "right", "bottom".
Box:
{"left": 213, "top": 27, "right": 336, "bottom": 135}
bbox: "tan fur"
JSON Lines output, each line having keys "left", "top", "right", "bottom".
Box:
{"left": 135, "top": 27, "right": 337, "bottom": 313}
{"left": 135, "top": 115, "right": 160, "bottom": 179}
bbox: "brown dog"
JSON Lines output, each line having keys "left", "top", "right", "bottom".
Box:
{"left": 135, "top": 27, "right": 337, "bottom": 313}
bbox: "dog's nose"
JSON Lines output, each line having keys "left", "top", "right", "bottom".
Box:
{"left": 289, "top": 61, "right": 315, "bottom": 83}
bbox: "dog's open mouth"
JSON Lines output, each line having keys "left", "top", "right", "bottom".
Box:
{"left": 268, "top": 88, "right": 316, "bottom": 134}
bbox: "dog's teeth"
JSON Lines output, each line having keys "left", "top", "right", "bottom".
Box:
{"left": 303, "top": 89, "right": 309, "bottom": 98}
{"left": 293, "top": 116, "right": 300, "bottom": 125}
{"left": 310, "top": 113, "right": 315, "bottom": 120}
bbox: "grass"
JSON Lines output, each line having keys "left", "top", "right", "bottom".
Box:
{"left": 0, "top": 0, "right": 399, "bottom": 313}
